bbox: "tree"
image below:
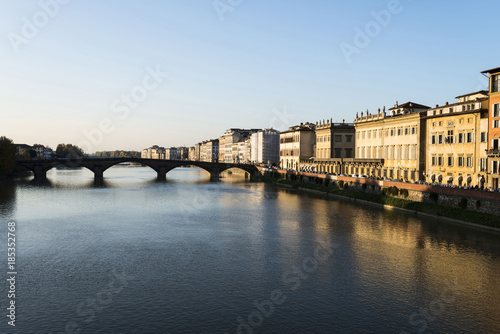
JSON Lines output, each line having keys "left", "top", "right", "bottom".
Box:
{"left": 0, "top": 136, "right": 16, "bottom": 176}
{"left": 55, "top": 144, "right": 85, "bottom": 159}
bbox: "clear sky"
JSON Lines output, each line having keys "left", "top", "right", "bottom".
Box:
{"left": 0, "top": 0, "right": 498, "bottom": 152}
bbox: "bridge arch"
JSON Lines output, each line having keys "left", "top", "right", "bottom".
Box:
{"left": 17, "top": 158, "right": 259, "bottom": 181}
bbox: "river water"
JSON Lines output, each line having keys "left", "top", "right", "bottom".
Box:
{"left": 0, "top": 165, "right": 499, "bottom": 333}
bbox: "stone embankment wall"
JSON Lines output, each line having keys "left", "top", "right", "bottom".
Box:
{"left": 260, "top": 168, "right": 500, "bottom": 216}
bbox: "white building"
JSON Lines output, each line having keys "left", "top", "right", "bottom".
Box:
{"left": 250, "top": 129, "right": 280, "bottom": 165}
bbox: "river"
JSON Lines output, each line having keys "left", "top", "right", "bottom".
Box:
{"left": 0, "top": 165, "right": 499, "bottom": 333}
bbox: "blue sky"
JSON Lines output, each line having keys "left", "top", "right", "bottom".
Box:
{"left": 0, "top": 0, "right": 498, "bottom": 152}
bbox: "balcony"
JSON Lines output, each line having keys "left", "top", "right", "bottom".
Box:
{"left": 486, "top": 149, "right": 500, "bottom": 157}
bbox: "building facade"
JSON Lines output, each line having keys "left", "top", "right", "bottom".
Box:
{"left": 354, "top": 102, "right": 429, "bottom": 180}
{"left": 200, "top": 139, "right": 219, "bottom": 162}
{"left": 279, "top": 122, "right": 315, "bottom": 170}
{"left": 424, "top": 91, "right": 489, "bottom": 187}
{"left": 483, "top": 67, "right": 500, "bottom": 190}
{"left": 250, "top": 129, "right": 280, "bottom": 165}
{"left": 219, "top": 128, "right": 260, "bottom": 163}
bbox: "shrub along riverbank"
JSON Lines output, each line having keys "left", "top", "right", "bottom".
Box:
{"left": 256, "top": 175, "right": 500, "bottom": 229}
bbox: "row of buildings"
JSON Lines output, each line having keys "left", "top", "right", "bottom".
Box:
{"left": 279, "top": 67, "right": 499, "bottom": 190}
{"left": 15, "top": 144, "right": 54, "bottom": 160}
{"left": 142, "top": 128, "right": 281, "bottom": 165}
{"left": 143, "top": 67, "right": 500, "bottom": 190}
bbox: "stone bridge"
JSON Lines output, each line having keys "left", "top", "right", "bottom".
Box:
{"left": 16, "top": 158, "right": 260, "bottom": 181}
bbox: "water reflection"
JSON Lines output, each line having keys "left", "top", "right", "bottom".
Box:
{"left": 0, "top": 179, "right": 16, "bottom": 216}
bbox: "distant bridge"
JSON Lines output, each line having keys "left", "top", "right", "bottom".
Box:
{"left": 16, "top": 158, "right": 260, "bottom": 181}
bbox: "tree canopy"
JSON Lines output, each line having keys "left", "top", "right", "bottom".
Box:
{"left": 0, "top": 136, "right": 17, "bottom": 176}
{"left": 55, "top": 144, "right": 85, "bottom": 159}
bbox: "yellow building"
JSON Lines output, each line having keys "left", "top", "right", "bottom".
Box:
{"left": 354, "top": 102, "right": 429, "bottom": 180}
{"left": 279, "top": 123, "right": 315, "bottom": 170}
{"left": 424, "top": 91, "right": 489, "bottom": 187}
{"left": 482, "top": 67, "right": 500, "bottom": 190}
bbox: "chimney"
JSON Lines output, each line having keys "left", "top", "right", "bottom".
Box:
{"left": 445, "top": 101, "right": 449, "bottom": 105}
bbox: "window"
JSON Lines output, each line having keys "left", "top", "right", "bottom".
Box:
{"left": 345, "top": 135, "right": 352, "bottom": 142}
{"left": 432, "top": 122, "right": 436, "bottom": 127}
{"left": 492, "top": 139, "right": 499, "bottom": 150}
{"left": 412, "top": 127, "right": 417, "bottom": 134}
{"left": 480, "top": 158, "right": 487, "bottom": 172}
{"left": 405, "top": 128, "right": 409, "bottom": 135}
{"left": 466, "top": 132, "right": 473, "bottom": 143}
{"left": 373, "top": 131, "right": 376, "bottom": 138}
{"left": 493, "top": 74, "right": 500, "bottom": 93}
{"left": 379, "top": 130, "right": 383, "bottom": 138}
{"left": 449, "top": 108, "right": 453, "bottom": 113}
{"left": 335, "top": 135, "right": 342, "bottom": 142}
{"left": 367, "top": 131, "right": 371, "bottom": 139}
{"left": 494, "top": 120, "right": 500, "bottom": 128}
{"left": 438, "top": 135, "right": 443, "bottom": 144}
{"left": 447, "top": 156, "right": 453, "bottom": 167}
{"left": 334, "top": 148, "right": 341, "bottom": 158}
{"left": 458, "top": 133, "right": 464, "bottom": 143}
{"left": 362, "top": 132, "right": 365, "bottom": 139}
{"left": 431, "top": 156, "right": 436, "bottom": 166}
{"left": 397, "top": 129, "right": 402, "bottom": 136}
{"left": 446, "top": 130, "right": 454, "bottom": 143}
{"left": 439, "top": 121, "right": 443, "bottom": 126}
{"left": 459, "top": 119, "right": 463, "bottom": 124}
{"left": 438, "top": 156, "right": 443, "bottom": 166}
{"left": 448, "top": 121, "right": 454, "bottom": 126}
{"left": 385, "top": 129, "right": 389, "bottom": 137}
{"left": 481, "top": 132, "right": 487, "bottom": 142}
{"left": 345, "top": 149, "right": 352, "bottom": 158}
{"left": 466, "top": 156, "right": 473, "bottom": 167}
{"left": 458, "top": 156, "right": 464, "bottom": 167}
{"left": 390, "top": 129, "right": 395, "bottom": 136}
{"left": 431, "top": 135, "right": 436, "bottom": 145}
{"left": 468, "top": 118, "right": 472, "bottom": 123}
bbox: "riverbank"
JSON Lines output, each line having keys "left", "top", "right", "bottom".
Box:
{"left": 256, "top": 175, "right": 500, "bottom": 231}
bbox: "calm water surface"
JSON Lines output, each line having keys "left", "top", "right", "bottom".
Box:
{"left": 0, "top": 165, "right": 499, "bottom": 333}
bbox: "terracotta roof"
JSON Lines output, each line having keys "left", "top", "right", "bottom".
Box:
{"left": 388, "top": 101, "right": 430, "bottom": 110}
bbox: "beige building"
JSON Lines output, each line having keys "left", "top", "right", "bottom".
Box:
{"left": 424, "top": 91, "right": 489, "bottom": 187}
{"left": 308, "top": 119, "right": 355, "bottom": 173}
{"left": 354, "top": 102, "right": 429, "bottom": 180}
{"left": 219, "top": 128, "right": 259, "bottom": 163}
{"left": 141, "top": 145, "right": 165, "bottom": 159}
{"left": 200, "top": 139, "right": 219, "bottom": 162}
{"left": 279, "top": 122, "right": 315, "bottom": 170}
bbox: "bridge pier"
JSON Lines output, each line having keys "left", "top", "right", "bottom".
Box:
{"left": 156, "top": 166, "right": 169, "bottom": 180}
{"left": 32, "top": 165, "right": 47, "bottom": 180}
{"left": 210, "top": 172, "right": 220, "bottom": 181}
{"left": 93, "top": 166, "right": 104, "bottom": 181}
